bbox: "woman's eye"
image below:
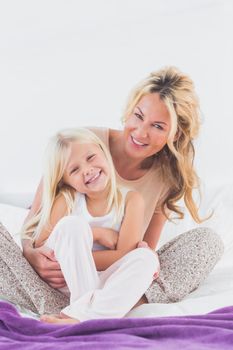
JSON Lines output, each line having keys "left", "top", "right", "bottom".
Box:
{"left": 134, "top": 113, "right": 143, "bottom": 120}
{"left": 153, "top": 124, "right": 163, "bottom": 130}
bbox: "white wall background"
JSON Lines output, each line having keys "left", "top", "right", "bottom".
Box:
{"left": 0, "top": 0, "right": 232, "bottom": 200}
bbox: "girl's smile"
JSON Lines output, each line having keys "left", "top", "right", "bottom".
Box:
{"left": 63, "top": 142, "right": 110, "bottom": 195}
{"left": 85, "top": 169, "right": 103, "bottom": 186}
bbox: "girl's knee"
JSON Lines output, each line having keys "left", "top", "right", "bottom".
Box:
{"left": 56, "top": 215, "right": 84, "bottom": 228}
{"left": 131, "top": 248, "right": 159, "bottom": 271}
{"left": 51, "top": 215, "right": 92, "bottom": 243}
{"left": 55, "top": 215, "right": 90, "bottom": 233}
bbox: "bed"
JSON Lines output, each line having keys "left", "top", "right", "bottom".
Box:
{"left": 0, "top": 183, "right": 233, "bottom": 349}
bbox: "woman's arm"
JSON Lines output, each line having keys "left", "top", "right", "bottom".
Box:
{"left": 93, "top": 191, "right": 145, "bottom": 271}
{"left": 143, "top": 212, "right": 167, "bottom": 250}
{"left": 22, "top": 186, "right": 67, "bottom": 288}
{"left": 23, "top": 179, "right": 43, "bottom": 223}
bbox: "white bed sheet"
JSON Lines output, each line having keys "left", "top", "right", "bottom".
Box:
{"left": 0, "top": 183, "right": 233, "bottom": 318}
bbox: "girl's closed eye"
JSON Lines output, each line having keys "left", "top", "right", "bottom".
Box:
{"left": 70, "top": 166, "right": 80, "bottom": 175}
{"left": 87, "top": 154, "right": 96, "bottom": 161}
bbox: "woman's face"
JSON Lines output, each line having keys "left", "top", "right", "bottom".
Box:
{"left": 123, "top": 93, "right": 171, "bottom": 161}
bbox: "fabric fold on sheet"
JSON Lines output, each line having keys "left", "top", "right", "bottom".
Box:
{"left": 0, "top": 301, "right": 233, "bottom": 349}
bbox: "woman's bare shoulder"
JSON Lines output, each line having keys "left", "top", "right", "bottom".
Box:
{"left": 109, "top": 128, "right": 122, "bottom": 142}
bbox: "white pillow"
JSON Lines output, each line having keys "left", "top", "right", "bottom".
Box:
{"left": 159, "top": 183, "right": 233, "bottom": 269}
{"left": 0, "top": 203, "right": 28, "bottom": 248}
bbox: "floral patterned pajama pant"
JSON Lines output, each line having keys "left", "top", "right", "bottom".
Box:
{"left": 0, "top": 222, "right": 224, "bottom": 315}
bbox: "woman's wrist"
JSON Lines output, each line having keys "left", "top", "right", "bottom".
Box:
{"left": 22, "top": 238, "right": 34, "bottom": 255}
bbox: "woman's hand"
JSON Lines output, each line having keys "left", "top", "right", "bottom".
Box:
{"left": 22, "top": 241, "right": 66, "bottom": 289}
{"left": 137, "top": 241, "right": 149, "bottom": 249}
{"left": 92, "top": 227, "right": 118, "bottom": 250}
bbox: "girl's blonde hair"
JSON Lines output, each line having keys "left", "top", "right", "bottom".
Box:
{"left": 22, "top": 128, "right": 123, "bottom": 241}
{"left": 123, "top": 66, "right": 202, "bottom": 222}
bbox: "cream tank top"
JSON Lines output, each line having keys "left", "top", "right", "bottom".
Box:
{"left": 88, "top": 127, "right": 170, "bottom": 234}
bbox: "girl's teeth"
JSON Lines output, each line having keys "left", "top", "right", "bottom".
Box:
{"left": 92, "top": 174, "right": 98, "bottom": 181}
{"left": 87, "top": 172, "right": 99, "bottom": 184}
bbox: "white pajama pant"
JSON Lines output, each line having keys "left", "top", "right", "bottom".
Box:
{"left": 45, "top": 215, "right": 159, "bottom": 321}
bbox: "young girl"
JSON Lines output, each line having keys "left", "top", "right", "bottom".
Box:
{"left": 21, "top": 128, "right": 159, "bottom": 323}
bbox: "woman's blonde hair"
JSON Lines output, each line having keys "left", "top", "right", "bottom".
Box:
{"left": 21, "top": 128, "right": 123, "bottom": 241}
{"left": 123, "top": 66, "right": 202, "bottom": 222}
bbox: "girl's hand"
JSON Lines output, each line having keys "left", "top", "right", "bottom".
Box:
{"left": 92, "top": 227, "right": 118, "bottom": 250}
{"left": 22, "top": 242, "right": 66, "bottom": 288}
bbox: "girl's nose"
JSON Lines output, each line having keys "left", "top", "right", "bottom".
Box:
{"left": 84, "top": 166, "right": 93, "bottom": 176}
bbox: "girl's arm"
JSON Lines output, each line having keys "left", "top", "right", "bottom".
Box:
{"left": 143, "top": 212, "right": 167, "bottom": 250}
{"left": 93, "top": 191, "right": 145, "bottom": 271}
{"left": 92, "top": 227, "right": 118, "bottom": 250}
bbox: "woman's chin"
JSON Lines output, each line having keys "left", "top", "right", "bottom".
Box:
{"left": 125, "top": 142, "right": 148, "bottom": 159}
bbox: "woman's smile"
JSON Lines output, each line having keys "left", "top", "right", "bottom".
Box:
{"left": 130, "top": 135, "right": 149, "bottom": 147}
{"left": 123, "top": 93, "right": 171, "bottom": 160}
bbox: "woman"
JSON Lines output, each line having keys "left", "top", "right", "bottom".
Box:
{"left": 0, "top": 66, "right": 223, "bottom": 314}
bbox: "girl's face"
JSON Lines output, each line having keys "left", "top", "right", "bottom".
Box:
{"left": 123, "top": 93, "right": 171, "bottom": 161}
{"left": 63, "top": 142, "right": 110, "bottom": 196}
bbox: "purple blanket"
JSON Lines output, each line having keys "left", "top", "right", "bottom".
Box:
{"left": 0, "top": 301, "right": 232, "bottom": 350}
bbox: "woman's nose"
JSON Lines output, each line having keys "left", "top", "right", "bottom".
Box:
{"left": 136, "top": 124, "right": 148, "bottom": 139}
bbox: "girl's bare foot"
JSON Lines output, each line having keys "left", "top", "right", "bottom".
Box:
{"left": 40, "top": 313, "right": 80, "bottom": 324}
